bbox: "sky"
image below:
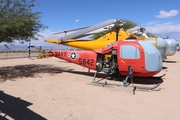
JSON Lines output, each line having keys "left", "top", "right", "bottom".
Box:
{"left": 2, "top": 0, "right": 180, "bottom": 47}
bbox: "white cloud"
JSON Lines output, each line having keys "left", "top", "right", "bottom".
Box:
{"left": 30, "top": 30, "right": 63, "bottom": 46}
{"left": 146, "top": 22, "right": 180, "bottom": 39}
{"left": 155, "top": 10, "right": 178, "bottom": 18}
{"left": 146, "top": 21, "right": 159, "bottom": 26}
{"left": 36, "top": 30, "right": 61, "bottom": 39}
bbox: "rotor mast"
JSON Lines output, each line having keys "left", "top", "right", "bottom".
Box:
{"left": 113, "top": 20, "right": 124, "bottom": 41}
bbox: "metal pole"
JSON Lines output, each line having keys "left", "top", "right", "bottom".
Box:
{"left": 29, "top": 39, "right": 31, "bottom": 59}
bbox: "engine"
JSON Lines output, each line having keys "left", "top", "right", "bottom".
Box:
{"left": 96, "top": 51, "right": 120, "bottom": 76}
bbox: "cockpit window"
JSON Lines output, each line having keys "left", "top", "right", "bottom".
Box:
{"left": 120, "top": 45, "right": 140, "bottom": 59}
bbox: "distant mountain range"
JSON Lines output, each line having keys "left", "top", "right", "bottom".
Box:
{"left": 1, "top": 40, "right": 179, "bottom": 52}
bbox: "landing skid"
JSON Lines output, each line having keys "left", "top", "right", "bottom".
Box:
{"left": 123, "top": 76, "right": 161, "bottom": 91}
{"left": 91, "top": 75, "right": 161, "bottom": 95}
{"left": 92, "top": 66, "right": 164, "bottom": 94}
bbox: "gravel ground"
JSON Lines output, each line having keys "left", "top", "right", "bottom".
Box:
{"left": 0, "top": 51, "right": 180, "bottom": 120}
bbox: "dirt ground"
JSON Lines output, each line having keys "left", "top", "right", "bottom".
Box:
{"left": 0, "top": 51, "right": 180, "bottom": 120}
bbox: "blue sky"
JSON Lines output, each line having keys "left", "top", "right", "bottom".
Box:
{"left": 2, "top": 0, "right": 180, "bottom": 46}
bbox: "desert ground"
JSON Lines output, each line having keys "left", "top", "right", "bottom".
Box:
{"left": 0, "top": 51, "right": 180, "bottom": 120}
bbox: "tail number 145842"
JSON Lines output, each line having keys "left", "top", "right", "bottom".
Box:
{"left": 79, "top": 58, "right": 94, "bottom": 66}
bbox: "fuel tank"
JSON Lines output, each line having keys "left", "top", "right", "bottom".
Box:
{"left": 164, "top": 39, "right": 177, "bottom": 56}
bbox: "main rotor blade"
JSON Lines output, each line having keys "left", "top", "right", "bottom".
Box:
{"left": 60, "top": 19, "right": 117, "bottom": 41}
{"left": 53, "top": 26, "right": 90, "bottom": 35}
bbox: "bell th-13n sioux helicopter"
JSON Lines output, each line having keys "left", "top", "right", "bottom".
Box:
{"left": 38, "top": 20, "right": 166, "bottom": 89}
{"left": 42, "top": 39, "right": 164, "bottom": 91}
{"left": 37, "top": 20, "right": 165, "bottom": 91}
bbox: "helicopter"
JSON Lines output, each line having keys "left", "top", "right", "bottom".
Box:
{"left": 37, "top": 19, "right": 165, "bottom": 90}
{"left": 43, "top": 38, "right": 163, "bottom": 90}
{"left": 45, "top": 19, "right": 177, "bottom": 60}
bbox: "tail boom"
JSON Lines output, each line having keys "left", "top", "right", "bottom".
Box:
{"left": 49, "top": 50, "right": 97, "bottom": 70}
